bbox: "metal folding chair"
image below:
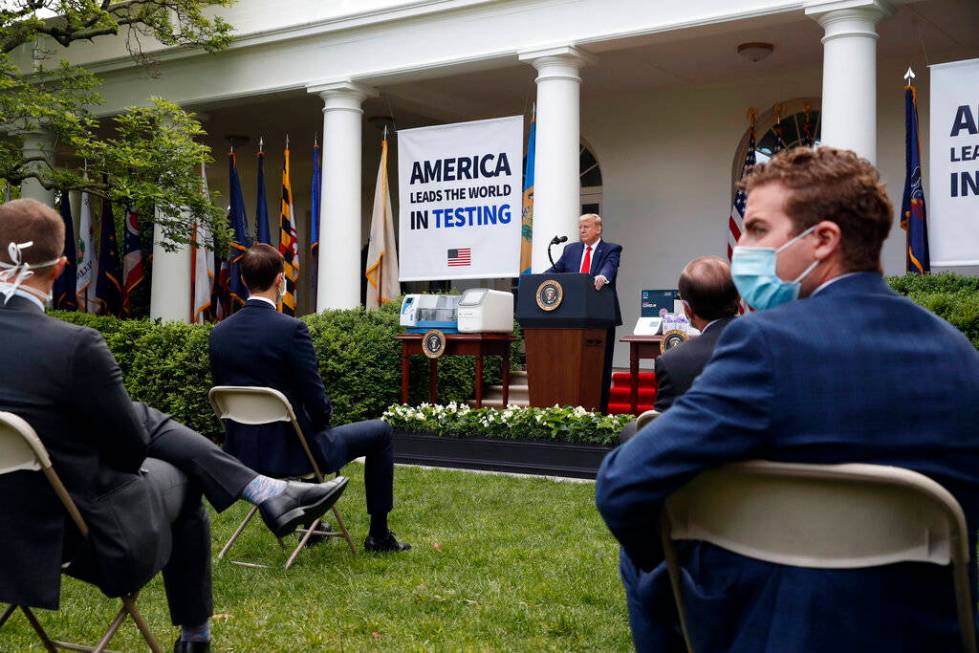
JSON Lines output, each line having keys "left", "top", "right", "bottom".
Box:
{"left": 208, "top": 386, "right": 356, "bottom": 569}
{"left": 0, "top": 411, "right": 162, "bottom": 653}
{"left": 660, "top": 461, "right": 977, "bottom": 653}
{"left": 635, "top": 409, "right": 661, "bottom": 430}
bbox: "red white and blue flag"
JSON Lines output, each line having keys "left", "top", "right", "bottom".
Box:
{"left": 728, "top": 129, "right": 756, "bottom": 260}
{"left": 121, "top": 206, "right": 144, "bottom": 314}
{"left": 447, "top": 248, "right": 471, "bottom": 267}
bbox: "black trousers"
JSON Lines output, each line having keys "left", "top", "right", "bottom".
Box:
{"left": 317, "top": 420, "right": 394, "bottom": 516}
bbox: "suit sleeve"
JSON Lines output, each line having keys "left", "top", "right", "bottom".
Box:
{"left": 287, "top": 320, "right": 333, "bottom": 431}
{"left": 66, "top": 328, "right": 148, "bottom": 473}
{"left": 596, "top": 244, "right": 621, "bottom": 283}
{"left": 653, "top": 356, "right": 677, "bottom": 412}
{"left": 595, "top": 318, "right": 774, "bottom": 570}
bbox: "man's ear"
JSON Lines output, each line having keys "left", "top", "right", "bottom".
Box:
{"left": 50, "top": 256, "right": 67, "bottom": 282}
{"left": 682, "top": 301, "right": 694, "bottom": 322}
{"left": 812, "top": 220, "right": 842, "bottom": 262}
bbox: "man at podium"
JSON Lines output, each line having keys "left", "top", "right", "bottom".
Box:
{"left": 547, "top": 213, "right": 622, "bottom": 412}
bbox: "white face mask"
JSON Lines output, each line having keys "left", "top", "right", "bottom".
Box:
{"left": 0, "top": 241, "right": 60, "bottom": 306}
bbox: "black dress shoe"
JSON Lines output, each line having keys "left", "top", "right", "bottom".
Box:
{"left": 364, "top": 530, "right": 411, "bottom": 553}
{"left": 258, "top": 477, "right": 348, "bottom": 538}
{"left": 173, "top": 639, "right": 210, "bottom": 652}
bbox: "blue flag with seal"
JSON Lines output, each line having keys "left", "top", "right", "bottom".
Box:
{"left": 901, "top": 78, "right": 930, "bottom": 274}
{"left": 53, "top": 191, "right": 77, "bottom": 310}
{"left": 94, "top": 195, "right": 123, "bottom": 316}
{"left": 228, "top": 150, "right": 251, "bottom": 307}
{"left": 311, "top": 139, "right": 322, "bottom": 300}
{"left": 255, "top": 144, "right": 271, "bottom": 245}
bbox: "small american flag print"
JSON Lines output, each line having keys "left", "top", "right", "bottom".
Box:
{"left": 447, "top": 248, "right": 471, "bottom": 267}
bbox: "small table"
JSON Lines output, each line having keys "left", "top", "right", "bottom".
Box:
{"left": 619, "top": 335, "right": 665, "bottom": 415}
{"left": 396, "top": 333, "right": 515, "bottom": 408}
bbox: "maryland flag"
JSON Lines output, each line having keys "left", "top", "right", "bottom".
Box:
{"left": 278, "top": 143, "right": 300, "bottom": 315}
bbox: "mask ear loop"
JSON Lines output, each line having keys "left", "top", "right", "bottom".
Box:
{"left": 0, "top": 241, "right": 62, "bottom": 305}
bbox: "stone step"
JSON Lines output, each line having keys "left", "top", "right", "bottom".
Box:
{"left": 472, "top": 396, "right": 531, "bottom": 408}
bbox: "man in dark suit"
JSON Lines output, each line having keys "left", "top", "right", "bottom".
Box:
{"left": 547, "top": 213, "right": 622, "bottom": 412}
{"left": 209, "top": 244, "right": 409, "bottom": 553}
{"left": 618, "top": 256, "right": 738, "bottom": 444}
{"left": 596, "top": 147, "right": 979, "bottom": 652}
{"left": 0, "top": 199, "right": 347, "bottom": 653}
{"left": 654, "top": 256, "right": 738, "bottom": 412}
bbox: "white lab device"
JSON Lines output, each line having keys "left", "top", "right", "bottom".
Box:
{"left": 457, "top": 289, "right": 514, "bottom": 333}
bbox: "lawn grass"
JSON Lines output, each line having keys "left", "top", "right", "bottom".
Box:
{"left": 2, "top": 464, "right": 632, "bottom": 651}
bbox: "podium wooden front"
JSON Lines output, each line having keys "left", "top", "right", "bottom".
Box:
{"left": 523, "top": 328, "right": 607, "bottom": 410}
{"left": 516, "top": 273, "right": 617, "bottom": 412}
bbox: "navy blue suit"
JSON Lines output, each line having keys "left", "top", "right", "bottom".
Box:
{"left": 596, "top": 273, "right": 979, "bottom": 652}
{"left": 209, "top": 299, "right": 394, "bottom": 516}
{"left": 548, "top": 239, "right": 622, "bottom": 411}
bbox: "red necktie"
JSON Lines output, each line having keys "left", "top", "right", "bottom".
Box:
{"left": 580, "top": 245, "right": 592, "bottom": 274}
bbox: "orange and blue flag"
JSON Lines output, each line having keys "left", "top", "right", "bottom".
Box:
{"left": 901, "top": 82, "right": 930, "bottom": 274}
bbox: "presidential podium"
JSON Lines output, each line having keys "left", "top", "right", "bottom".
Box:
{"left": 516, "top": 273, "right": 617, "bottom": 411}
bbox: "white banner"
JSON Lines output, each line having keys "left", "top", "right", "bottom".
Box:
{"left": 398, "top": 116, "right": 523, "bottom": 280}
{"left": 929, "top": 58, "right": 979, "bottom": 266}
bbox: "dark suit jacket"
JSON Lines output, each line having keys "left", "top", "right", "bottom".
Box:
{"left": 0, "top": 296, "right": 171, "bottom": 608}
{"left": 547, "top": 240, "right": 622, "bottom": 326}
{"left": 653, "top": 316, "right": 735, "bottom": 411}
{"left": 596, "top": 273, "right": 979, "bottom": 651}
{"left": 209, "top": 299, "right": 332, "bottom": 477}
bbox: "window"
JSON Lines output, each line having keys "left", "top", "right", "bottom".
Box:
{"left": 732, "top": 98, "right": 821, "bottom": 190}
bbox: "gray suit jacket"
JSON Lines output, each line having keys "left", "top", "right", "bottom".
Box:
{"left": 0, "top": 296, "right": 171, "bottom": 608}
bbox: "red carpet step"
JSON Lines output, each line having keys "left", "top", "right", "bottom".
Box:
{"left": 606, "top": 370, "right": 656, "bottom": 416}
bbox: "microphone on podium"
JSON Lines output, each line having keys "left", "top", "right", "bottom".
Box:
{"left": 547, "top": 235, "right": 568, "bottom": 266}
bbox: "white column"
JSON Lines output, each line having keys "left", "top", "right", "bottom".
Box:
{"left": 20, "top": 128, "right": 55, "bottom": 205}
{"left": 806, "top": 0, "right": 893, "bottom": 164}
{"left": 519, "top": 46, "right": 592, "bottom": 272}
{"left": 308, "top": 81, "right": 376, "bottom": 311}
{"left": 149, "top": 210, "right": 192, "bottom": 322}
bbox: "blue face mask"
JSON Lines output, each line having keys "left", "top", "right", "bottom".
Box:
{"left": 731, "top": 226, "right": 819, "bottom": 311}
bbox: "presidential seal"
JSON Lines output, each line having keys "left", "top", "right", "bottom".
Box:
{"left": 662, "top": 329, "right": 689, "bottom": 352}
{"left": 422, "top": 329, "right": 447, "bottom": 359}
{"left": 535, "top": 279, "right": 564, "bottom": 312}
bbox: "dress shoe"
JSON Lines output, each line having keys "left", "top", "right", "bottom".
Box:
{"left": 364, "top": 530, "right": 411, "bottom": 552}
{"left": 258, "top": 477, "right": 348, "bottom": 538}
{"left": 173, "top": 639, "right": 210, "bottom": 652}
{"left": 302, "top": 521, "right": 335, "bottom": 548}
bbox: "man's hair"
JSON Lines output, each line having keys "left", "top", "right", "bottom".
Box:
{"left": 741, "top": 146, "right": 893, "bottom": 272}
{"left": 0, "top": 199, "right": 65, "bottom": 267}
{"left": 579, "top": 213, "right": 602, "bottom": 226}
{"left": 678, "top": 256, "right": 740, "bottom": 321}
{"left": 240, "top": 243, "right": 283, "bottom": 292}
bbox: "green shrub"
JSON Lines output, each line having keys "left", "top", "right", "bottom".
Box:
{"left": 886, "top": 274, "right": 979, "bottom": 350}
{"left": 51, "top": 302, "right": 524, "bottom": 438}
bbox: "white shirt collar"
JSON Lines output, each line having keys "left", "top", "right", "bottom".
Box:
{"left": 584, "top": 238, "right": 602, "bottom": 250}
{"left": 701, "top": 318, "right": 722, "bottom": 334}
{"left": 811, "top": 272, "right": 863, "bottom": 297}
{"left": 249, "top": 296, "right": 277, "bottom": 309}
{"left": 0, "top": 283, "right": 46, "bottom": 311}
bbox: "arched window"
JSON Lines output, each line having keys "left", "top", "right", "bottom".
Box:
{"left": 579, "top": 141, "right": 603, "bottom": 215}
{"left": 731, "top": 98, "right": 821, "bottom": 193}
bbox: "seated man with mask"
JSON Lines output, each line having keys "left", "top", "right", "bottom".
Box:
{"left": 0, "top": 199, "right": 348, "bottom": 653}
{"left": 209, "top": 244, "right": 409, "bottom": 553}
{"left": 596, "top": 147, "right": 979, "bottom": 652}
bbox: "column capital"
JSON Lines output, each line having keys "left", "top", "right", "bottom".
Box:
{"left": 307, "top": 80, "right": 377, "bottom": 112}
{"left": 518, "top": 45, "right": 595, "bottom": 82}
{"left": 805, "top": 0, "right": 894, "bottom": 32}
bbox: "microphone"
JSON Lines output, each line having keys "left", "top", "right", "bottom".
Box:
{"left": 547, "top": 235, "right": 568, "bottom": 266}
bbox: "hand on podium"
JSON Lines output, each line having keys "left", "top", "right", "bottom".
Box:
{"left": 594, "top": 274, "right": 609, "bottom": 291}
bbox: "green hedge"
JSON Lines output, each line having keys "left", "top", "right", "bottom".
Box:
{"left": 51, "top": 302, "right": 522, "bottom": 439}
{"left": 887, "top": 273, "right": 979, "bottom": 350}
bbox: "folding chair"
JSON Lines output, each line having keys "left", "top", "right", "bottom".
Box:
{"left": 208, "top": 386, "right": 356, "bottom": 569}
{"left": 0, "top": 411, "right": 162, "bottom": 653}
{"left": 660, "top": 461, "right": 977, "bottom": 653}
{"left": 635, "top": 409, "right": 661, "bottom": 430}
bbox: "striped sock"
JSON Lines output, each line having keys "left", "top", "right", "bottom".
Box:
{"left": 241, "top": 475, "right": 288, "bottom": 505}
